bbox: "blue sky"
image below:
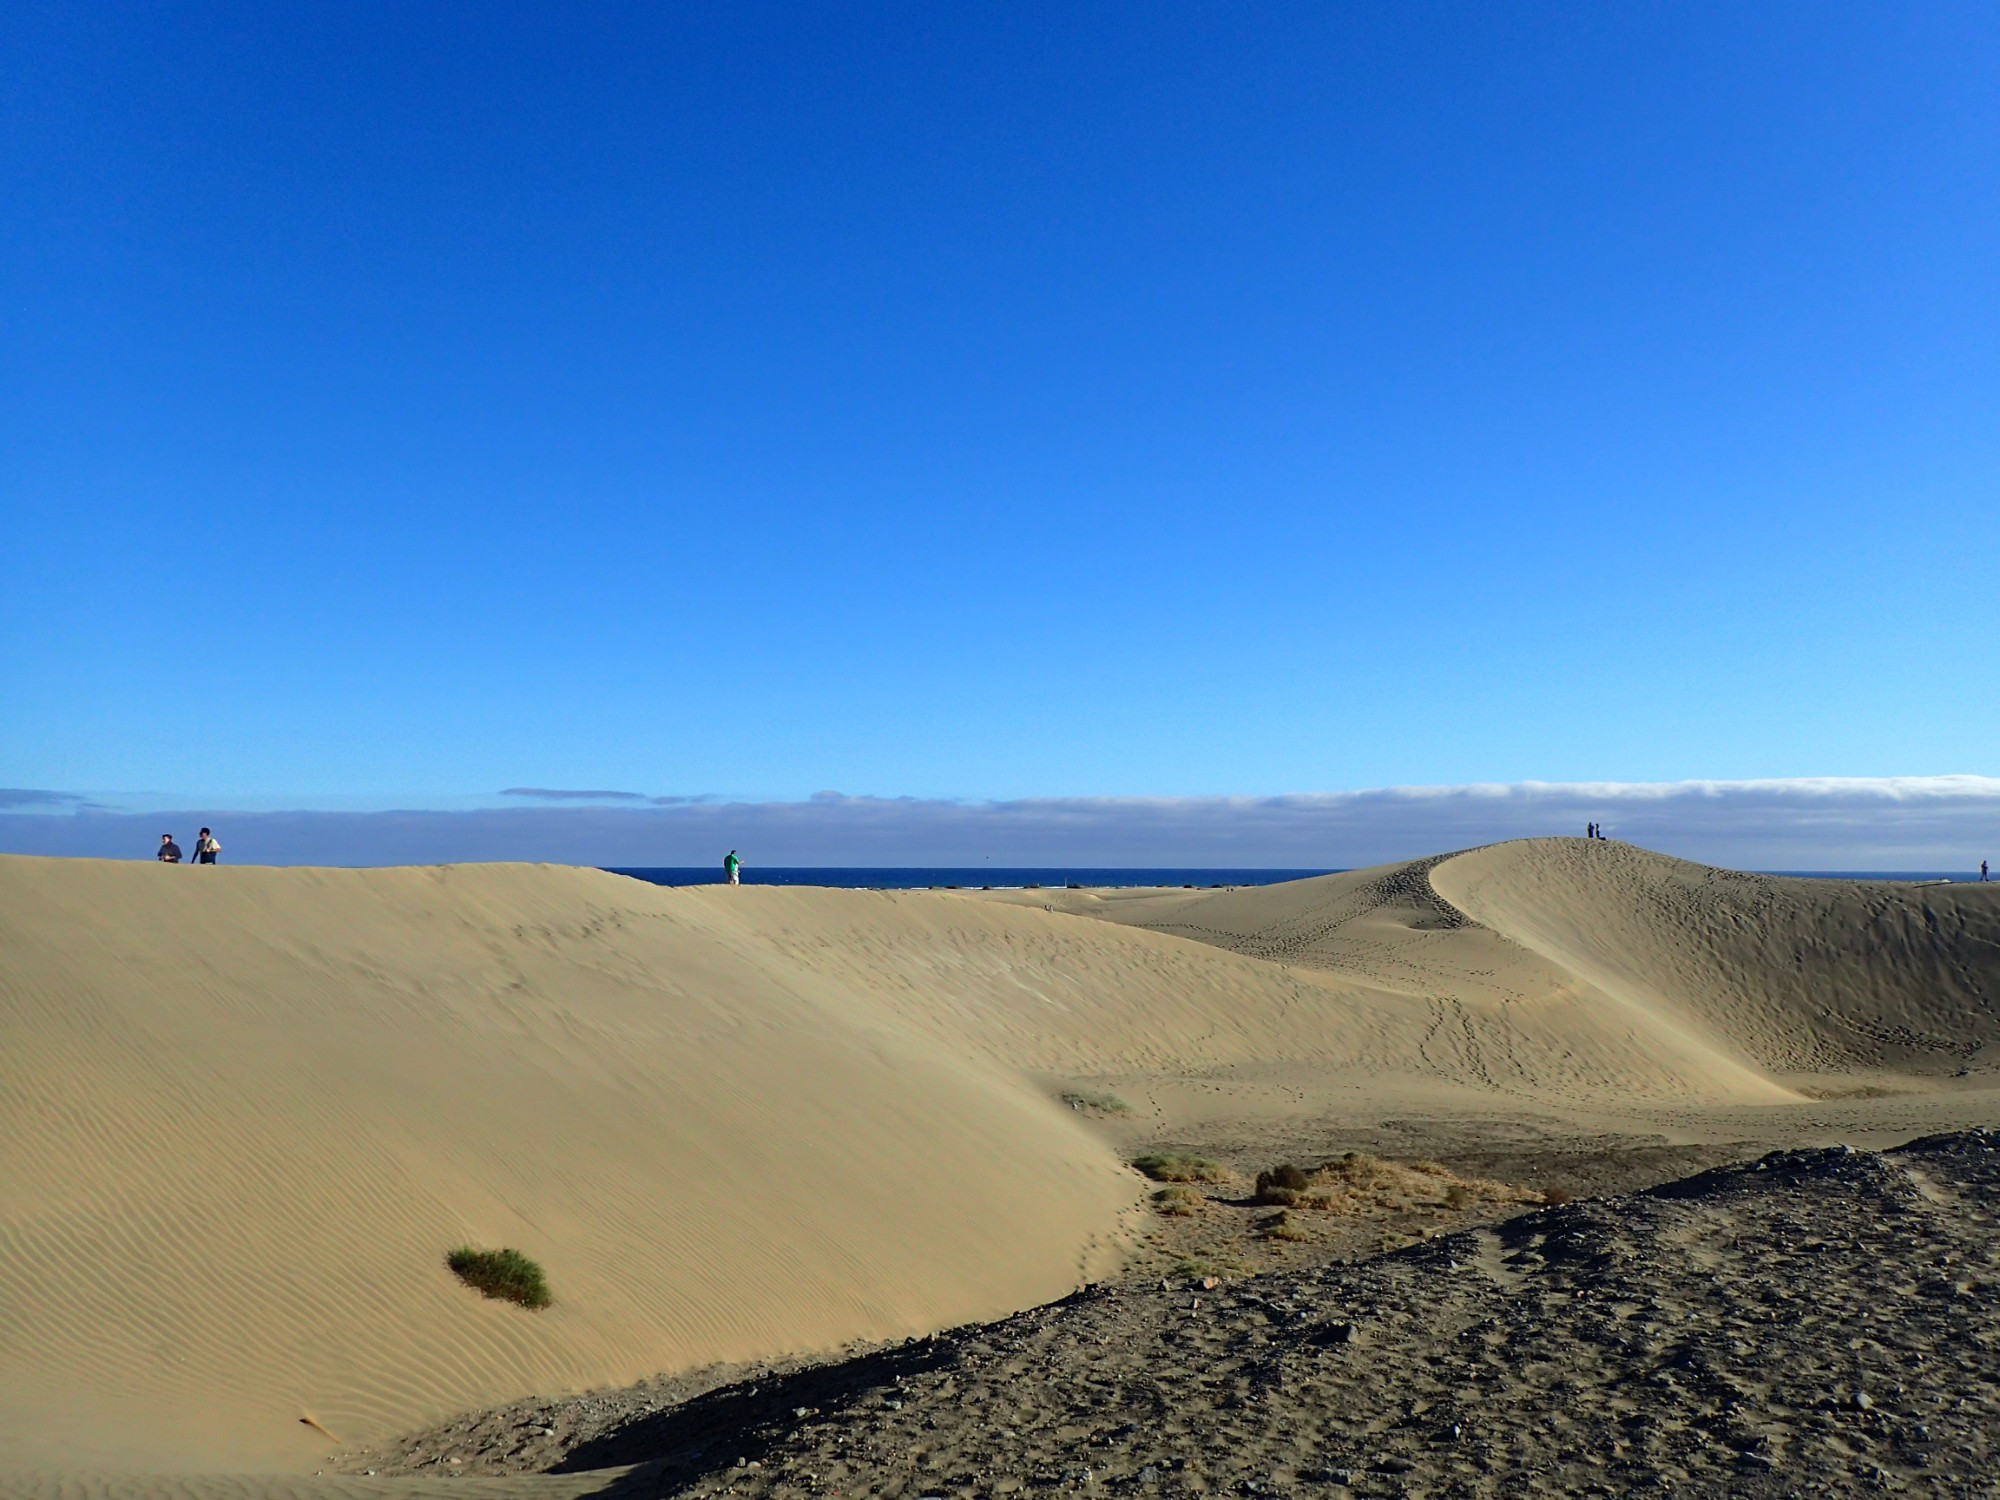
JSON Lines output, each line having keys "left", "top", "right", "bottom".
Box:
{"left": 4, "top": 2, "right": 1997, "bottom": 810}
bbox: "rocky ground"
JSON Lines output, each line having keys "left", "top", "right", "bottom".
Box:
{"left": 349, "top": 1131, "right": 1999, "bottom": 1498}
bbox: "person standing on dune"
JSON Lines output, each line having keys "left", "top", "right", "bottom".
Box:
{"left": 157, "top": 833, "right": 182, "bottom": 863}
{"left": 1983, "top": 860, "right": 1990, "bottom": 882}
{"left": 193, "top": 828, "right": 221, "bottom": 865}
{"left": 724, "top": 849, "right": 741, "bottom": 887}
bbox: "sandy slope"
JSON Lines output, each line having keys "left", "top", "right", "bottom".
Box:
{"left": 0, "top": 860, "right": 1140, "bottom": 1471}
{"left": 4, "top": 841, "right": 1999, "bottom": 1482}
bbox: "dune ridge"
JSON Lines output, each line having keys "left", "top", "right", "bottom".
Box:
{"left": 3, "top": 841, "right": 1998, "bottom": 1478}
{"left": 1078, "top": 840, "right": 2000, "bottom": 1101}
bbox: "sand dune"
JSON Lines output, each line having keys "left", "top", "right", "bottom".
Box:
{"left": 1430, "top": 838, "right": 2000, "bottom": 1082}
{"left": 0, "top": 860, "right": 1139, "bottom": 1471}
{"left": 1072, "top": 841, "right": 2000, "bottom": 1101}
{"left": 3, "top": 841, "right": 1998, "bottom": 1481}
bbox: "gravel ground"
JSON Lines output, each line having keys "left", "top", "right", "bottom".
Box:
{"left": 350, "top": 1131, "right": 2000, "bottom": 1499}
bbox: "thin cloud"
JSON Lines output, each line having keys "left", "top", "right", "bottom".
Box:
{"left": 0, "top": 788, "right": 102, "bottom": 811}
{"left": 499, "top": 787, "right": 649, "bottom": 802}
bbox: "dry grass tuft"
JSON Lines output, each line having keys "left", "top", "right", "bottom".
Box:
{"left": 1255, "top": 1163, "right": 1311, "bottom": 1199}
{"left": 1244, "top": 1150, "right": 1544, "bottom": 1220}
{"left": 1257, "top": 1209, "right": 1311, "bottom": 1242}
{"left": 1151, "top": 1185, "right": 1204, "bottom": 1217}
{"left": 1133, "top": 1153, "right": 1231, "bottom": 1184}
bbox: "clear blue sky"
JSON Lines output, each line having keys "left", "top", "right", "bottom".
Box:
{"left": 4, "top": 2, "right": 1996, "bottom": 805}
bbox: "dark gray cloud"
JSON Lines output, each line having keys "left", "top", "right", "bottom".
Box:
{"left": 0, "top": 788, "right": 102, "bottom": 811}
{"left": 499, "top": 787, "right": 649, "bottom": 802}
{"left": 3, "top": 778, "right": 1997, "bottom": 871}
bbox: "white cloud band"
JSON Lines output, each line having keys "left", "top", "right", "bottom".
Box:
{"left": 3, "top": 776, "right": 1997, "bottom": 869}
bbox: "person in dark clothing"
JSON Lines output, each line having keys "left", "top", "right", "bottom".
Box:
{"left": 157, "top": 834, "right": 182, "bottom": 863}
{"left": 193, "top": 828, "right": 221, "bottom": 864}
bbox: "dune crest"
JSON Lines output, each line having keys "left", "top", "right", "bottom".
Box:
{"left": 1429, "top": 839, "right": 2000, "bottom": 1082}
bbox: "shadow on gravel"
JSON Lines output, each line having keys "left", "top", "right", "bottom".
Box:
{"left": 553, "top": 1338, "right": 957, "bottom": 1482}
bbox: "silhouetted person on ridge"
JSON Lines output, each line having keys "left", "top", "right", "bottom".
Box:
{"left": 157, "top": 834, "right": 182, "bottom": 863}
{"left": 1983, "top": 860, "right": 1990, "bottom": 883}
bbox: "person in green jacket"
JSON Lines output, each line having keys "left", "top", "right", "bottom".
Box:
{"left": 724, "top": 850, "right": 741, "bottom": 887}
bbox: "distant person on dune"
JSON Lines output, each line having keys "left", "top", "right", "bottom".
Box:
{"left": 193, "top": 828, "right": 221, "bottom": 865}
{"left": 157, "top": 834, "right": 182, "bottom": 863}
{"left": 1983, "top": 860, "right": 1990, "bottom": 882}
{"left": 724, "top": 849, "right": 741, "bottom": 887}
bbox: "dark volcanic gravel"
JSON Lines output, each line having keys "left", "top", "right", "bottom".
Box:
{"left": 354, "top": 1131, "right": 2000, "bottom": 1498}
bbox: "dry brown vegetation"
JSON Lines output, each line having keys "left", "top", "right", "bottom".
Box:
{"left": 1132, "top": 1153, "right": 1231, "bottom": 1184}
{"left": 1256, "top": 1208, "right": 1310, "bottom": 1242}
{"left": 1249, "top": 1151, "right": 1539, "bottom": 1218}
{"left": 1150, "top": 1186, "right": 1204, "bottom": 1217}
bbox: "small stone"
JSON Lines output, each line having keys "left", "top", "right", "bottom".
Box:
{"left": 1852, "top": 1391, "right": 1874, "bottom": 1411}
{"left": 1201, "top": 1276, "right": 1220, "bottom": 1290}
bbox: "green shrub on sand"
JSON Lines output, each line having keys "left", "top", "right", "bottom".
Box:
{"left": 446, "top": 1247, "right": 551, "bottom": 1310}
